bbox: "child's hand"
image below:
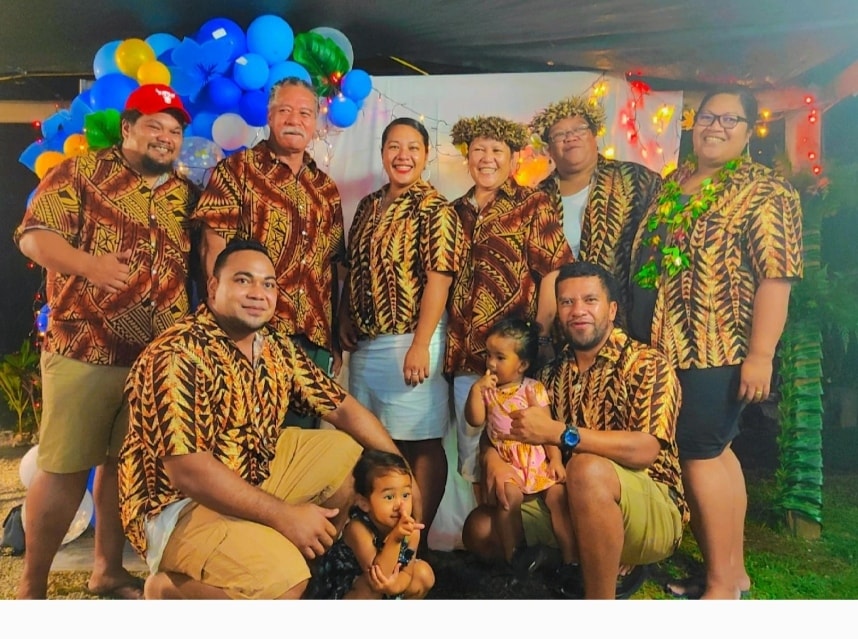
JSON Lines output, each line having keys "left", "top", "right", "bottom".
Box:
{"left": 390, "top": 513, "right": 424, "bottom": 543}
{"left": 473, "top": 369, "right": 498, "bottom": 405}
{"left": 367, "top": 562, "right": 403, "bottom": 596}
{"left": 548, "top": 457, "right": 567, "bottom": 483}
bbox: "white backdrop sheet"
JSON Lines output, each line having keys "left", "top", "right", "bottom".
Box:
{"left": 314, "top": 71, "right": 682, "bottom": 550}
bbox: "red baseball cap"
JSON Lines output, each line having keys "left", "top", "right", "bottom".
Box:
{"left": 125, "top": 84, "right": 191, "bottom": 126}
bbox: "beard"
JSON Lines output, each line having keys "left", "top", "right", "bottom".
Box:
{"left": 218, "top": 312, "right": 271, "bottom": 338}
{"left": 565, "top": 321, "right": 610, "bottom": 352}
{"left": 142, "top": 154, "right": 175, "bottom": 175}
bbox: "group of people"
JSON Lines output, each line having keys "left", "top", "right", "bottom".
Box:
{"left": 13, "top": 74, "right": 803, "bottom": 601}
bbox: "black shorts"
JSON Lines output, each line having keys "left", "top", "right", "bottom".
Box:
{"left": 675, "top": 365, "right": 745, "bottom": 460}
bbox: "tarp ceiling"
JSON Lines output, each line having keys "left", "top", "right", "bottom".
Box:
{"left": 2, "top": 0, "right": 857, "bottom": 100}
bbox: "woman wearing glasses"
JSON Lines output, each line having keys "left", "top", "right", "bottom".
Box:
{"left": 630, "top": 86, "right": 804, "bottom": 599}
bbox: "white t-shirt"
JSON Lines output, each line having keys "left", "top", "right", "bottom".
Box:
{"left": 561, "top": 185, "right": 590, "bottom": 257}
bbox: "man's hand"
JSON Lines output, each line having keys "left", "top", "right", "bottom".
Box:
{"left": 739, "top": 352, "right": 773, "bottom": 404}
{"left": 85, "top": 249, "right": 132, "bottom": 293}
{"left": 507, "top": 384, "right": 558, "bottom": 446}
{"left": 338, "top": 314, "right": 359, "bottom": 352}
{"left": 274, "top": 502, "right": 339, "bottom": 560}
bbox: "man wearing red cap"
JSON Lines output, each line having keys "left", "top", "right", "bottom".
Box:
{"left": 14, "top": 83, "right": 198, "bottom": 599}
{"left": 193, "top": 78, "right": 345, "bottom": 429}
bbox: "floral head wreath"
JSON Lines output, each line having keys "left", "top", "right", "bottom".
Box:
{"left": 529, "top": 96, "right": 607, "bottom": 142}
{"left": 450, "top": 116, "right": 529, "bottom": 155}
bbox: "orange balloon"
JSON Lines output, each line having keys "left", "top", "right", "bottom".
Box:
{"left": 34, "top": 151, "right": 66, "bottom": 179}
{"left": 63, "top": 133, "right": 89, "bottom": 157}
{"left": 137, "top": 60, "right": 171, "bottom": 86}
{"left": 115, "top": 38, "right": 155, "bottom": 78}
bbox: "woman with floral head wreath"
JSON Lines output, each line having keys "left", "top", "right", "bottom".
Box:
{"left": 445, "top": 115, "right": 574, "bottom": 509}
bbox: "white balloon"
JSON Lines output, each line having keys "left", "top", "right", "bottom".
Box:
{"left": 19, "top": 445, "right": 38, "bottom": 489}
{"left": 211, "top": 113, "right": 250, "bottom": 151}
{"left": 310, "top": 27, "right": 354, "bottom": 69}
{"left": 21, "top": 490, "right": 93, "bottom": 545}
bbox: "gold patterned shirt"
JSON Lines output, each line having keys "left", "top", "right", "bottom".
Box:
{"left": 118, "top": 305, "right": 349, "bottom": 557}
{"left": 538, "top": 327, "right": 688, "bottom": 523}
{"left": 192, "top": 141, "right": 345, "bottom": 351}
{"left": 345, "top": 180, "right": 461, "bottom": 338}
{"left": 538, "top": 154, "right": 662, "bottom": 313}
{"left": 446, "top": 178, "right": 574, "bottom": 375}
{"left": 13, "top": 147, "right": 197, "bottom": 367}
{"left": 632, "top": 160, "right": 804, "bottom": 369}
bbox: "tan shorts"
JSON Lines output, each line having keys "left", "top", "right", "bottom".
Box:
{"left": 523, "top": 460, "right": 682, "bottom": 565}
{"left": 37, "top": 351, "right": 130, "bottom": 473}
{"left": 159, "top": 428, "right": 363, "bottom": 599}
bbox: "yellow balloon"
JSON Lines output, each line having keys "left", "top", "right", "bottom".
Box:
{"left": 34, "top": 151, "right": 66, "bottom": 179}
{"left": 63, "top": 133, "right": 89, "bottom": 157}
{"left": 115, "top": 38, "right": 155, "bottom": 78}
{"left": 137, "top": 60, "right": 171, "bottom": 86}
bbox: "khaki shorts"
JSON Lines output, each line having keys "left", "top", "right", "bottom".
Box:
{"left": 37, "top": 351, "right": 130, "bottom": 473}
{"left": 523, "top": 460, "right": 682, "bottom": 565}
{"left": 159, "top": 428, "right": 363, "bottom": 599}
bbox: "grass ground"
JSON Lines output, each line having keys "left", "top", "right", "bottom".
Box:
{"left": 2, "top": 425, "right": 857, "bottom": 599}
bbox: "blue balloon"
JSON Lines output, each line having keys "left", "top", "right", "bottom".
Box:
{"left": 89, "top": 73, "right": 139, "bottom": 112}
{"left": 340, "top": 69, "right": 372, "bottom": 102}
{"left": 239, "top": 90, "right": 269, "bottom": 127}
{"left": 92, "top": 40, "right": 121, "bottom": 79}
{"left": 36, "top": 304, "right": 50, "bottom": 335}
{"left": 197, "top": 17, "right": 246, "bottom": 62}
{"left": 19, "top": 141, "right": 45, "bottom": 172}
{"left": 233, "top": 53, "right": 269, "bottom": 91}
{"left": 246, "top": 15, "right": 294, "bottom": 64}
{"left": 328, "top": 95, "right": 359, "bottom": 128}
{"left": 146, "top": 32, "right": 182, "bottom": 57}
{"left": 265, "top": 61, "right": 311, "bottom": 95}
{"left": 190, "top": 111, "right": 218, "bottom": 140}
{"left": 41, "top": 110, "right": 72, "bottom": 140}
{"left": 207, "top": 77, "right": 242, "bottom": 113}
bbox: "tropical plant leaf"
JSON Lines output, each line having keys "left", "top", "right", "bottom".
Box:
{"left": 84, "top": 109, "right": 121, "bottom": 150}
{"left": 292, "top": 32, "right": 349, "bottom": 97}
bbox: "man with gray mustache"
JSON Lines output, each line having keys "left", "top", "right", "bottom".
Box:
{"left": 194, "top": 78, "right": 346, "bottom": 429}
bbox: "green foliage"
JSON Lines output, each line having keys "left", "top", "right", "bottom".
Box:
{"left": 292, "top": 32, "right": 350, "bottom": 98}
{"left": 0, "top": 340, "right": 41, "bottom": 438}
{"left": 84, "top": 109, "right": 121, "bottom": 150}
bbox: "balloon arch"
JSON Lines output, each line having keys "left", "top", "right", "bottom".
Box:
{"left": 19, "top": 15, "right": 373, "bottom": 188}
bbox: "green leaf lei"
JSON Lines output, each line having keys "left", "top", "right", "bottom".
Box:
{"left": 633, "top": 156, "right": 744, "bottom": 289}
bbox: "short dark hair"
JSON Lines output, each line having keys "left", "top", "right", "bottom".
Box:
{"left": 555, "top": 260, "right": 619, "bottom": 304}
{"left": 697, "top": 85, "right": 758, "bottom": 127}
{"left": 212, "top": 237, "right": 271, "bottom": 277}
{"left": 486, "top": 316, "right": 541, "bottom": 370}
{"left": 381, "top": 117, "right": 430, "bottom": 150}
{"left": 353, "top": 449, "right": 412, "bottom": 498}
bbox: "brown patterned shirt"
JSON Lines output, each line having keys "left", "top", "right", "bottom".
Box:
{"left": 192, "top": 141, "right": 345, "bottom": 351}
{"left": 538, "top": 154, "right": 662, "bottom": 314}
{"left": 632, "top": 160, "right": 804, "bottom": 369}
{"left": 118, "top": 305, "right": 349, "bottom": 557}
{"left": 446, "top": 178, "right": 574, "bottom": 375}
{"left": 345, "top": 180, "right": 461, "bottom": 338}
{"left": 538, "top": 327, "right": 688, "bottom": 523}
{"left": 13, "top": 147, "right": 197, "bottom": 367}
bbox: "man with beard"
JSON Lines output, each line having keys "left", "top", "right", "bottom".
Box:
{"left": 194, "top": 78, "right": 345, "bottom": 429}
{"left": 462, "top": 261, "right": 688, "bottom": 599}
{"left": 119, "top": 239, "right": 399, "bottom": 599}
{"left": 14, "top": 84, "right": 197, "bottom": 599}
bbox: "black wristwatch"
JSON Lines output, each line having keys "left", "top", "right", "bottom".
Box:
{"left": 560, "top": 423, "right": 580, "bottom": 453}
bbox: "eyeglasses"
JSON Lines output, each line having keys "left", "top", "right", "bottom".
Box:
{"left": 694, "top": 112, "right": 749, "bottom": 130}
{"left": 548, "top": 124, "right": 592, "bottom": 143}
